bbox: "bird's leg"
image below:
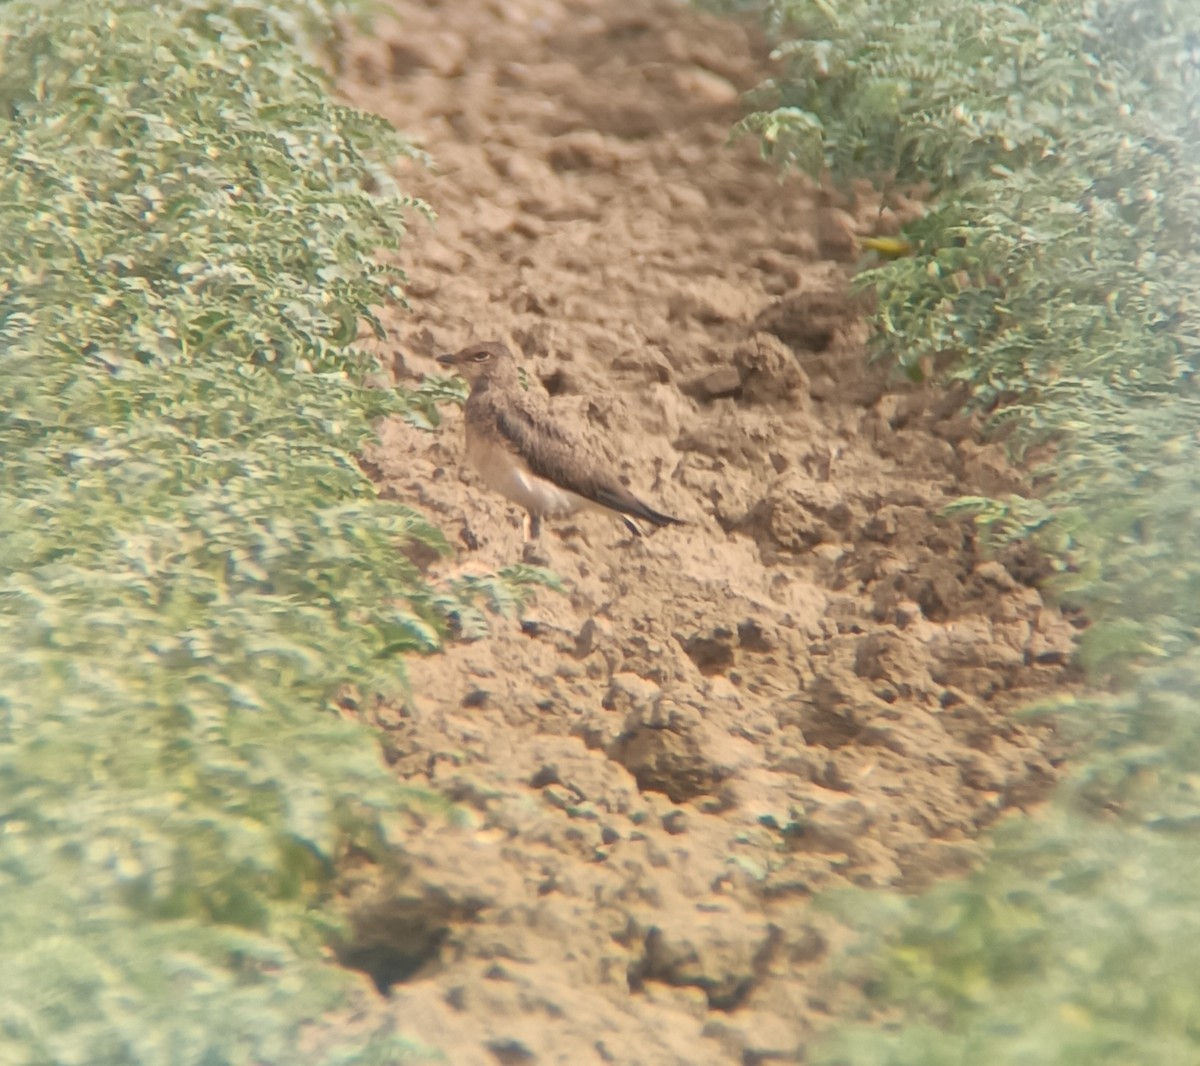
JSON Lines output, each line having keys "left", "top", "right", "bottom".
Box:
{"left": 521, "top": 512, "right": 549, "bottom": 565}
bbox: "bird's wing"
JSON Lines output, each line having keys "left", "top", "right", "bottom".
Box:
{"left": 491, "top": 398, "right": 680, "bottom": 527}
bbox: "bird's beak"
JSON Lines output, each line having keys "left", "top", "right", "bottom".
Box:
{"left": 436, "top": 353, "right": 458, "bottom": 368}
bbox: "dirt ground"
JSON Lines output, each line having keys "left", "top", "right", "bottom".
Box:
{"left": 328, "top": 1, "right": 1079, "bottom": 1061}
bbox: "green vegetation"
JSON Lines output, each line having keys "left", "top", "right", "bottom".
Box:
{"left": 727, "top": 0, "right": 1200, "bottom": 1061}
{"left": 0, "top": 1, "right": 549, "bottom": 1061}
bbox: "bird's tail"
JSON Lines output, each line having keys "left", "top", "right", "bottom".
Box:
{"left": 635, "top": 503, "right": 685, "bottom": 529}
{"left": 594, "top": 486, "right": 684, "bottom": 536}
{"left": 619, "top": 511, "right": 684, "bottom": 537}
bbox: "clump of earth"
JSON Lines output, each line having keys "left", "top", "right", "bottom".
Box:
{"left": 323, "top": 1, "right": 1079, "bottom": 1061}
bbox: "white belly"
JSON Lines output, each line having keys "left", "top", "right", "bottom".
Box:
{"left": 466, "top": 428, "right": 590, "bottom": 517}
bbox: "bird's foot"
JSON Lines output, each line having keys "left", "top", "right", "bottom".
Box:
{"left": 521, "top": 540, "right": 550, "bottom": 567}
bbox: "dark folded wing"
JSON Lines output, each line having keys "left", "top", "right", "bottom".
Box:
{"left": 493, "top": 404, "right": 681, "bottom": 527}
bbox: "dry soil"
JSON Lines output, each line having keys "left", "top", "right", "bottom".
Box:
{"left": 326, "top": 1, "right": 1079, "bottom": 1062}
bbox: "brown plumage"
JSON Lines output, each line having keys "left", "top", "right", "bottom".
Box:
{"left": 436, "top": 341, "right": 683, "bottom": 538}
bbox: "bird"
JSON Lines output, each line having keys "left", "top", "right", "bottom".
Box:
{"left": 436, "top": 341, "right": 683, "bottom": 541}
{"left": 858, "top": 235, "right": 915, "bottom": 260}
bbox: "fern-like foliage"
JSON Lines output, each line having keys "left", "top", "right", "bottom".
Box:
{"left": 739, "top": 0, "right": 1199, "bottom": 394}
{"left": 737, "top": 0, "right": 1200, "bottom": 670}
{"left": 724, "top": 0, "right": 1200, "bottom": 1062}
{"left": 0, "top": 1, "right": 552, "bottom": 1061}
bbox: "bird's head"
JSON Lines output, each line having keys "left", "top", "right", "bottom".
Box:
{"left": 436, "top": 341, "right": 516, "bottom": 387}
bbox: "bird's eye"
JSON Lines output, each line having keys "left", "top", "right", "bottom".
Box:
{"left": 472, "top": 351, "right": 490, "bottom": 362}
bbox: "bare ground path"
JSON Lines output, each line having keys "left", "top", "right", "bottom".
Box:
{"left": 324, "top": 2, "right": 1078, "bottom": 1061}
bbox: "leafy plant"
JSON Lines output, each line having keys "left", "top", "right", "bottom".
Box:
{"left": 0, "top": 0, "right": 550, "bottom": 1061}
{"left": 724, "top": 0, "right": 1200, "bottom": 1061}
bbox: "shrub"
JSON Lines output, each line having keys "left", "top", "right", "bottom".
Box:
{"left": 0, "top": 1, "right": 546, "bottom": 1060}
{"left": 727, "top": 0, "right": 1200, "bottom": 1061}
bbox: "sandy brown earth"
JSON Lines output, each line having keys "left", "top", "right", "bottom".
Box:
{"left": 327, "top": 1, "right": 1079, "bottom": 1061}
